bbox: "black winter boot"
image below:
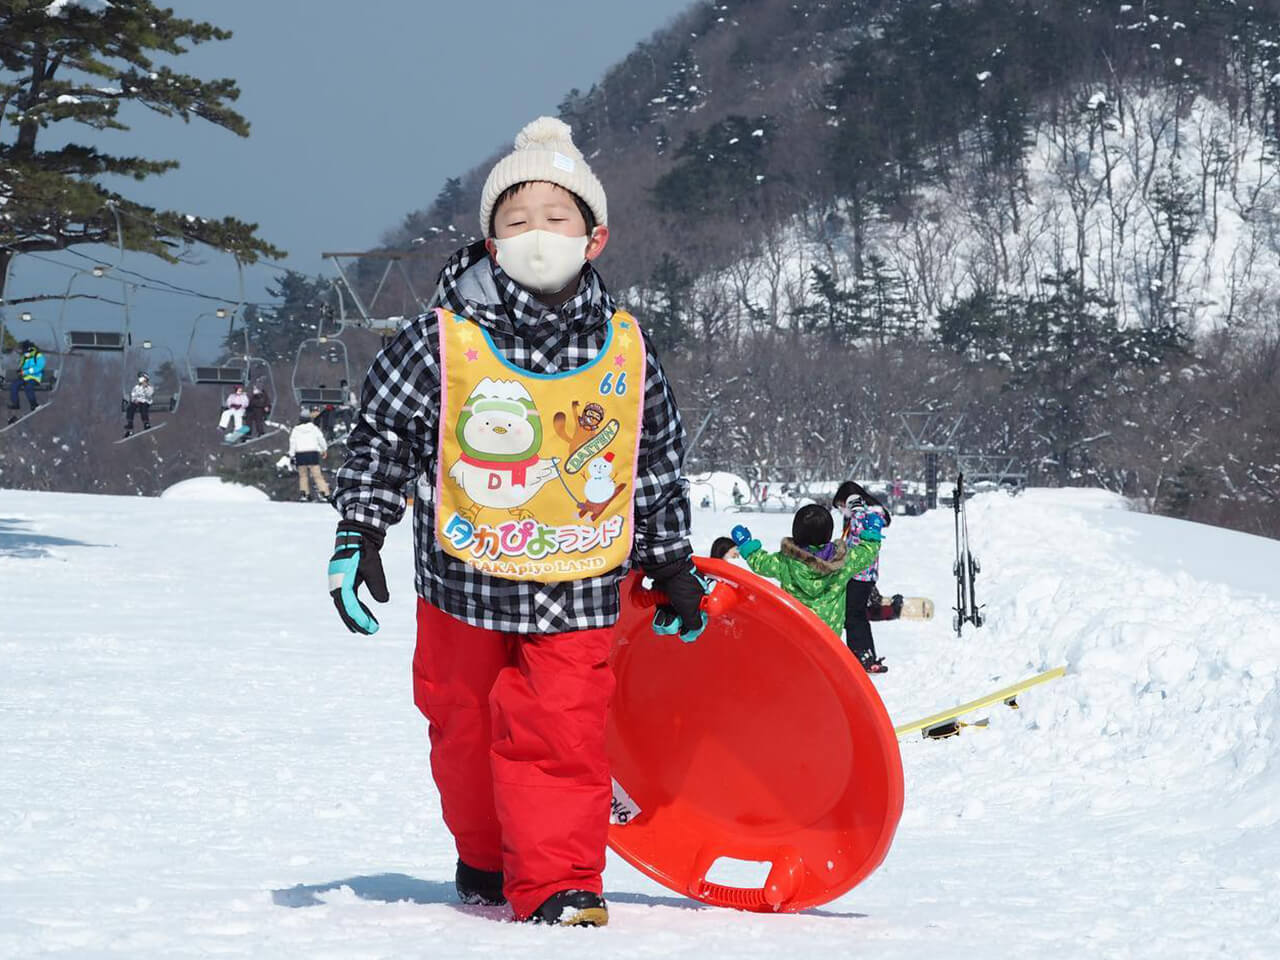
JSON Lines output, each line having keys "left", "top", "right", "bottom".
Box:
{"left": 528, "top": 889, "right": 608, "bottom": 926}
{"left": 455, "top": 860, "right": 506, "bottom": 906}
{"left": 859, "top": 651, "right": 888, "bottom": 674}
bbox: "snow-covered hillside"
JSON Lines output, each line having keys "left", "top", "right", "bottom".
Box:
{"left": 711, "top": 89, "right": 1280, "bottom": 336}
{"left": 3, "top": 487, "right": 1278, "bottom": 958}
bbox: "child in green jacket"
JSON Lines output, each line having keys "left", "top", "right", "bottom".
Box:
{"left": 729, "top": 504, "right": 883, "bottom": 636}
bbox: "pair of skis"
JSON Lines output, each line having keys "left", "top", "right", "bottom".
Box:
{"left": 895, "top": 665, "right": 1067, "bottom": 740}
{"left": 952, "top": 472, "right": 984, "bottom": 635}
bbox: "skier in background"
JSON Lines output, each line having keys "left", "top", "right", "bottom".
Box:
{"left": 338, "top": 378, "right": 358, "bottom": 434}
{"left": 245, "top": 385, "right": 271, "bottom": 437}
{"left": 833, "top": 480, "right": 894, "bottom": 673}
{"left": 123, "top": 372, "right": 153, "bottom": 437}
{"left": 309, "top": 384, "right": 334, "bottom": 438}
{"left": 6, "top": 340, "right": 45, "bottom": 422}
{"left": 218, "top": 384, "right": 249, "bottom": 433}
{"left": 288, "top": 412, "right": 330, "bottom": 502}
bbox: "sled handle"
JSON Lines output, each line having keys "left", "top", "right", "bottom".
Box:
{"left": 689, "top": 848, "right": 804, "bottom": 912}
{"left": 629, "top": 576, "right": 739, "bottom": 618}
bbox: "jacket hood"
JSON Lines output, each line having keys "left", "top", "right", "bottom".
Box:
{"left": 427, "top": 240, "right": 614, "bottom": 335}
{"left": 779, "top": 537, "right": 848, "bottom": 598}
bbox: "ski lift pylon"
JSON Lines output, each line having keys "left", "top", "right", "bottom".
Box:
{"left": 322, "top": 248, "right": 430, "bottom": 334}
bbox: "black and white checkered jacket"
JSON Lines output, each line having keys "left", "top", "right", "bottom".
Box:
{"left": 333, "top": 241, "right": 692, "bottom": 633}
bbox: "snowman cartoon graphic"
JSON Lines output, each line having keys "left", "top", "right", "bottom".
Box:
{"left": 447, "top": 378, "right": 558, "bottom": 521}
{"left": 577, "top": 451, "right": 627, "bottom": 521}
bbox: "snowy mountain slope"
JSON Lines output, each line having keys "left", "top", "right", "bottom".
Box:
{"left": 712, "top": 88, "right": 1280, "bottom": 336}
{"left": 2, "top": 487, "right": 1278, "bottom": 958}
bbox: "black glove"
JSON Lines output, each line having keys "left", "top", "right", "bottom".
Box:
{"left": 646, "top": 556, "right": 708, "bottom": 642}
{"left": 329, "top": 520, "right": 388, "bottom": 635}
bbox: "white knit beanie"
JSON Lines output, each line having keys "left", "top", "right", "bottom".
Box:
{"left": 479, "top": 116, "right": 608, "bottom": 236}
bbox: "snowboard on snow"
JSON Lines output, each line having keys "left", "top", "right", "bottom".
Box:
{"left": 868, "top": 595, "right": 934, "bottom": 621}
{"left": 894, "top": 665, "right": 1066, "bottom": 740}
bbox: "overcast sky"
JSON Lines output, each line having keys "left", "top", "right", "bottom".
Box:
{"left": 6, "top": 0, "right": 695, "bottom": 357}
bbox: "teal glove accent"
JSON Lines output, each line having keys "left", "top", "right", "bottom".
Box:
{"left": 859, "top": 512, "right": 885, "bottom": 542}
{"left": 329, "top": 522, "right": 388, "bottom": 635}
{"left": 652, "top": 607, "right": 708, "bottom": 643}
{"left": 737, "top": 538, "right": 762, "bottom": 558}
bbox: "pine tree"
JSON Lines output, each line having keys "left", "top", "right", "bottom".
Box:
{"left": 792, "top": 265, "right": 860, "bottom": 341}
{"left": 226, "top": 272, "right": 338, "bottom": 364}
{"left": 643, "top": 253, "right": 692, "bottom": 352}
{"left": 0, "top": 0, "right": 282, "bottom": 302}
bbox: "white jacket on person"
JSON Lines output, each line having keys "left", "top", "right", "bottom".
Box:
{"left": 288, "top": 421, "right": 327, "bottom": 457}
{"left": 129, "top": 381, "right": 154, "bottom": 404}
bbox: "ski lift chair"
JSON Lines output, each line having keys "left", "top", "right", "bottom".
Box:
{"left": 291, "top": 334, "right": 351, "bottom": 408}
{"left": 184, "top": 307, "right": 251, "bottom": 386}
{"left": 3, "top": 313, "right": 63, "bottom": 396}
{"left": 66, "top": 330, "right": 128, "bottom": 351}
{"left": 121, "top": 342, "right": 182, "bottom": 415}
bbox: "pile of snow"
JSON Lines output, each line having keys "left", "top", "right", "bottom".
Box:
{"left": 160, "top": 476, "right": 269, "bottom": 503}
{"left": 3, "top": 486, "right": 1278, "bottom": 956}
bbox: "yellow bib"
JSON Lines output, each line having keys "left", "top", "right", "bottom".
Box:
{"left": 435, "top": 307, "right": 647, "bottom": 582}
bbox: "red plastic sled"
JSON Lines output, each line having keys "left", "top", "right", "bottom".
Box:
{"left": 606, "top": 558, "right": 904, "bottom": 913}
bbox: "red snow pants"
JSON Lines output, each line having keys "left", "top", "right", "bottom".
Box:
{"left": 411, "top": 598, "right": 616, "bottom": 920}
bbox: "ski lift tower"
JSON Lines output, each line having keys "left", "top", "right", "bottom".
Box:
{"left": 955, "top": 452, "right": 1028, "bottom": 491}
{"left": 322, "top": 248, "right": 431, "bottom": 335}
{"left": 897, "top": 411, "right": 965, "bottom": 511}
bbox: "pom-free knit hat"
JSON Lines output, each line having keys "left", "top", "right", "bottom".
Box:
{"left": 479, "top": 116, "right": 607, "bottom": 236}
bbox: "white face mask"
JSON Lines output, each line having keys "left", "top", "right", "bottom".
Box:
{"left": 493, "top": 229, "right": 589, "bottom": 295}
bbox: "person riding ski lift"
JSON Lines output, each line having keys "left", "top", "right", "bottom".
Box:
{"left": 6, "top": 340, "right": 45, "bottom": 423}
{"left": 218, "top": 384, "right": 249, "bottom": 432}
{"left": 245, "top": 385, "right": 271, "bottom": 437}
{"left": 124, "top": 372, "right": 154, "bottom": 437}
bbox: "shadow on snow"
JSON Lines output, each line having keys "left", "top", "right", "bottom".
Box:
{"left": 0, "top": 517, "right": 109, "bottom": 559}
{"left": 270, "top": 872, "right": 864, "bottom": 918}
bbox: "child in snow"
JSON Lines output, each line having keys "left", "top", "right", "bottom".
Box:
{"left": 833, "top": 481, "right": 894, "bottom": 673}
{"left": 329, "top": 117, "right": 700, "bottom": 927}
{"left": 729, "top": 503, "right": 883, "bottom": 650}
{"left": 218, "top": 384, "right": 249, "bottom": 432}
{"left": 288, "top": 413, "right": 330, "bottom": 502}
{"left": 124, "top": 372, "right": 154, "bottom": 436}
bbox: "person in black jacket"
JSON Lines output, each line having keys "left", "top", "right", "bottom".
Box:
{"left": 245, "top": 385, "right": 271, "bottom": 437}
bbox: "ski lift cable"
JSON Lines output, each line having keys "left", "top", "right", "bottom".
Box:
{"left": 8, "top": 246, "right": 288, "bottom": 310}
{"left": 229, "top": 260, "right": 280, "bottom": 409}
{"left": 185, "top": 258, "right": 250, "bottom": 387}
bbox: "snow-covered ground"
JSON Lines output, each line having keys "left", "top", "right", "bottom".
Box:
{"left": 3, "top": 486, "right": 1278, "bottom": 958}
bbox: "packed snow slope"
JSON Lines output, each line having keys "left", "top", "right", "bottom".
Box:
{"left": 2, "top": 487, "right": 1278, "bottom": 958}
